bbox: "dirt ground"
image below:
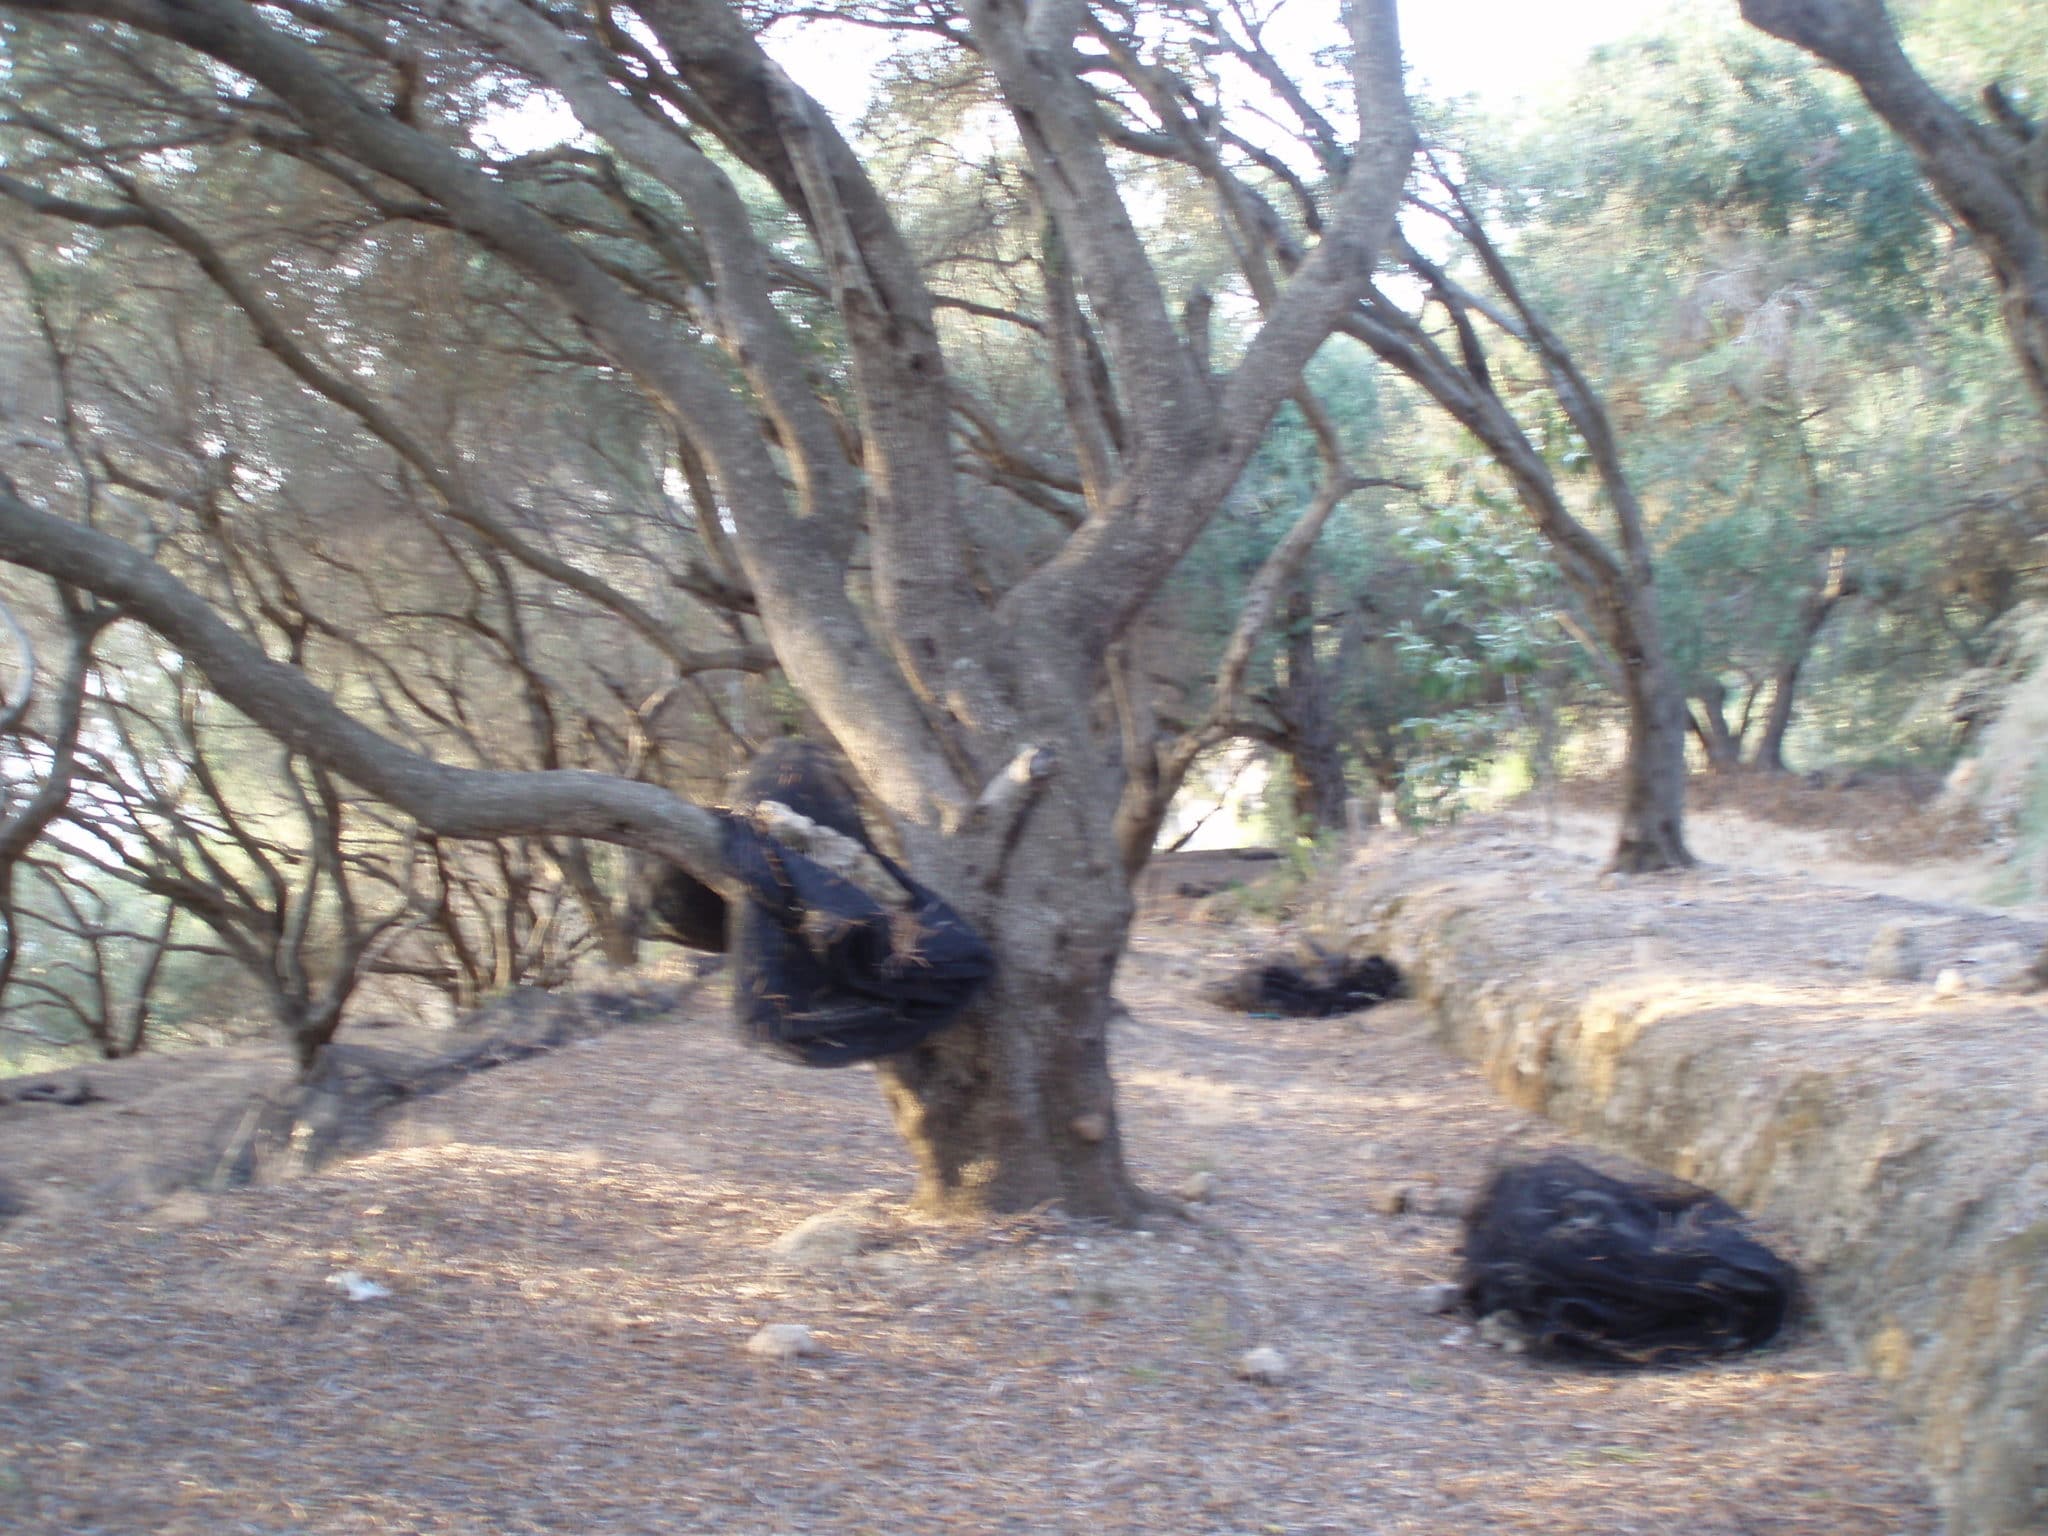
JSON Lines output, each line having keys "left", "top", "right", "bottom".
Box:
{"left": 0, "top": 797, "right": 2000, "bottom": 1536}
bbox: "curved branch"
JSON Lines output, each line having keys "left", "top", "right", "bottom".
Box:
{"left": 0, "top": 486, "right": 736, "bottom": 888}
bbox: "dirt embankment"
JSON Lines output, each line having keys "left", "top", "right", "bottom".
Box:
{"left": 1340, "top": 820, "right": 2048, "bottom": 1536}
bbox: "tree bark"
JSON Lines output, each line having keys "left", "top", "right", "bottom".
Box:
{"left": 1277, "top": 581, "right": 1350, "bottom": 835}
{"left": 879, "top": 776, "right": 1144, "bottom": 1219}
{"left": 1610, "top": 596, "right": 1696, "bottom": 872}
{"left": 1754, "top": 549, "right": 1855, "bottom": 773}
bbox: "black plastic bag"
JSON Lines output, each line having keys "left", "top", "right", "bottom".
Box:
{"left": 723, "top": 812, "right": 994, "bottom": 1066}
{"left": 1459, "top": 1154, "right": 1797, "bottom": 1364}
{"left": 641, "top": 742, "right": 993, "bottom": 1066}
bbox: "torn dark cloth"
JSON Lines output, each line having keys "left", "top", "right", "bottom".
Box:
{"left": 639, "top": 742, "right": 992, "bottom": 1067}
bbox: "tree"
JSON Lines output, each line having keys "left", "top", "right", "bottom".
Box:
{"left": 1740, "top": 0, "right": 2048, "bottom": 424}
{"left": 1742, "top": 0, "right": 2048, "bottom": 981}
{"left": 0, "top": 0, "right": 1416, "bottom": 1218}
{"left": 1343, "top": 158, "right": 1696, "bottom": 869}
{"left": 0, "top": 210, "right": 753, "bottom": 1055}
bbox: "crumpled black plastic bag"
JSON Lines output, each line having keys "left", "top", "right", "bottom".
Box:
{"left": 1459, "top": 1153, "right": 1798, "bottom": 1364}
{"left": 639, "top": 742, "right": 993, "bottom": 1067}
{"left": 721, "top": 808, "right": 994, "bottom": 1067}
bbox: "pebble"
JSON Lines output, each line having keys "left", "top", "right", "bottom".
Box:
{"left": 770, "top": 1212, "right": 866, "bottom": 1267}
{"left": 746, "top": 1323, "right": 819, "bottom": 1361}
{"left": 1235, "top": 1346, "right": 1290, "bottom": 1385}
{"left": 1176, "top": 1170, "right": 1221, "bottom": 1203}
{"left": 1412, "top": 1282, "right": 1464, "bottom": 1316}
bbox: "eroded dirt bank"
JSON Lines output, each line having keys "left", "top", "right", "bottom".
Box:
{"left": 1340, "top": 825, "right": 2048, "bottom": 1536}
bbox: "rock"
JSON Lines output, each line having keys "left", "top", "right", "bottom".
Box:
{"left": 1176, "top": 1170, "right": 1221, "bottom": 1203}
{"left": 152, "top": 1190, "right": 212, "bottom": 1226}
{"left": 746, "top": 1323, "right": 819, "bottom": 1361}
{"left": 1475, "top": 1312, "right": 1531, "bottom": 1354}
{"left": 1235, "top": 1346, "right": 1290, "bottom": 1385}
{"left": 1070, "top": 1111, "right": 1109, "bottom": 1144}
{"left": 1412, "top": 1282, "right": 1464, "bottom": 1316}
{"left": 326, "top": 1270, "right": 391, "bottom": 1302}
{"left": 1369, "top": 1184, "right": 1412, "bottom": 1216}
{"left": 769, "top": 1209, "right": 869, "bottom": 1266}
{"left": 1866, "top": 921, "right": 1922, "bottom": 982}
{"left": 1931, "top": 967, "right": 1969, "bottom": 998}
{"left": 1416, "top": 1185, "right": 1474, "bottom": 1220}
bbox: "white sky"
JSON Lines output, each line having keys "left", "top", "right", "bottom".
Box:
{"left": 483, "top": 4, "right": 1668, "bottom": 156}
{"left": 1402, "top": 0, "right": 1665, "bottom": 103}
{"left": 770, "top": 1, "right": 1669, "bottom": 126}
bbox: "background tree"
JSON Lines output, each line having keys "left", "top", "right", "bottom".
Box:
{"left": 1740, "top": 0, "right": 2048, "bottom": 422}
{"left": 1739, "top": 0, "right": 2048, "bottom": 979}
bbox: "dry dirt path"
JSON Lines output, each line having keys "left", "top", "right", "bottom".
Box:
{"left": 0, "top": 919, "right": 1939, "bottom": 1536}
{"left": 1497, "top": 798, "right": 2045, "bottom": 919}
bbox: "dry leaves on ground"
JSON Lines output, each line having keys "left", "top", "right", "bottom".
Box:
{"left": 0, "top": 913, "right": 1937, "bottom": 1536}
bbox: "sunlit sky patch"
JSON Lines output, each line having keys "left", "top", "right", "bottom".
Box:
{"left": 767, "top": 1, "right": 1674, "bottom": 125}
{"left": 477, "top": 3, "right": 1675, "bottom": 158}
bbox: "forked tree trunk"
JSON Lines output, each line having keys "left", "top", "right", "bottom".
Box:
{"left": 1689, "top": 682, "right": 1744, "bottom": 772}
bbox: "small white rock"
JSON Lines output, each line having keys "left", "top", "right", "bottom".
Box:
{"left": 1931, "top": 966, "right": 1969, "bottom": 998}
{"left": 326, "top": 1270, "right": 390, "bottom": 1302}
{"left": 1235, "top": 1346, "right": 1290, "bottom": 1385}
{"left": 746, "top": 1323, "right": 819, "bottom": 1361}
{"left": 1176, "top": 1170, "right": 1221, "bottom": 1203}
{"left": 769, "top": 1212, "right": 866, "bottom": 1267}
{"left": 1412, "top": 1282, "right": 1464, "bottom": 1316}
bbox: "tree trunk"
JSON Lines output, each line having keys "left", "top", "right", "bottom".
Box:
{"left": 558, "top": 840, "right": 639, "bottom": 967}
{"left": 1278, "top": 583, "right": 1350, "bottom": 836}
{"left": 875, "top": 767, "right": 1148, "bottom": 1221}
{"left": 1751, "top": 671, "right": 1801, "bottom": 774}
{"left": 1753, "top": 551, "right": 1854, "bottom": 774}
{"left": 1610, "top": 596, "right": 1696, "bottom": 873}
{"left": 1689, "top": 682, "right": 1744, "bottom": 772}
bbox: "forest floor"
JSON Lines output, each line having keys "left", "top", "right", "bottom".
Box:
{"left": 1, "top": 780, "right": 2020, "bottom": 1536}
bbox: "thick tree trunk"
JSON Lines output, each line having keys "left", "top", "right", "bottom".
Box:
{"left": 875, "top": 771, "right": 1147, "bottom": 1221}
{"left": 1279, "top": 584, "right": 1350, "bottom": 836}
{"left": 1289, "top": 743, "right": 1351, "bottom": 837}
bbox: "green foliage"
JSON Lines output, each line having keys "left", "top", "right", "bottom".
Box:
{"left": 1433, "top": 0, "right": 2047, "bottom": 777}
{"left": 1387, "top": 488, "right": 1572, "bottom": 822}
